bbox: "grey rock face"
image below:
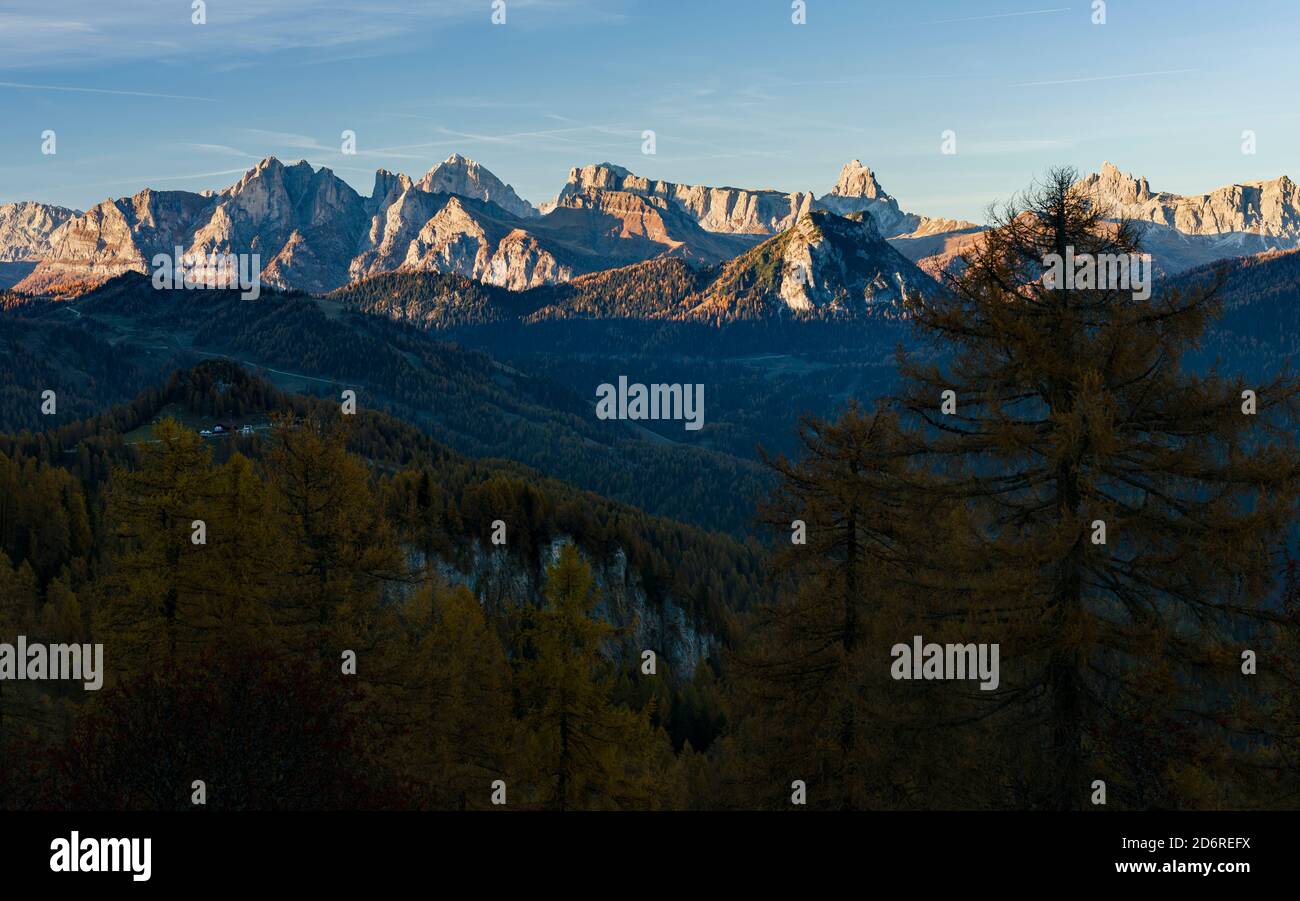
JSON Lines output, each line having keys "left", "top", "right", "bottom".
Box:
{"left": 0, "top": 201, "right": 80, "bottom": 262}
{"left": 406, "top": 535, "right": 716, "bottom": 680}
{"left": 416, "top": 153, "right": 538, "bottom": 219}
{"left": 555, "top": 162, "right": 815, "bottom": 235}
{"left": 1077, "top": 161, "right": 1300, "bottom": 240}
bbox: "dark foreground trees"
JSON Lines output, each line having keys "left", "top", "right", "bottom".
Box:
{"left": 732, "top": 168, "right": 1300, "bottom": 810}
{"left": 720, "top": 406, "right": 962, "bottom": 808}
{"left": 6, "top": 407, "right": 684, "bottom": 810}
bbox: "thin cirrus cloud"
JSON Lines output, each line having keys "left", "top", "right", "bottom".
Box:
{"left": 232, "top": 130, "right": 433, "bottom": 163}
{"left": 35, "top": 167, "right": 256, "bottom": 198}
{"left": 236, "top": 129, "right": 334, "bottom": 152}
{"left": 174, "top": 143, "right": 258, "bottom": 159}
{"left": 0, "top": 80, "right": 217, "bottom": 103}
{"left": 910, "top": 6, "right": 1071, "bottom": 26}
{"left": 0, "top": 1, "right": 628, "bottom": 70}
{"left": 958, "top": 138, "right": 1076, "bottom": 155}
{"left": 1012, "top": 69, "right": 1201, "bottom": 87}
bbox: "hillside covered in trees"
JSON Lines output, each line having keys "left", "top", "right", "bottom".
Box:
{"left": 0, "top": 276, "right": 772, "bottom": 535}
{"left": 0, "top": 360, "right": 773, "bottom": 809}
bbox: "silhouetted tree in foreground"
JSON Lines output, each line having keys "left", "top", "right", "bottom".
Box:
{"left": 722, "top": 406, "right": 959, "bottom": 809}
{"left": 733, "top": 166, "right": 1300, "bottom": 806}
{"left": 904, "top": 167, "right": 1300, "bottom": 808}
{"left": 732, "top": 168, "right": 1300, "bottom": 810}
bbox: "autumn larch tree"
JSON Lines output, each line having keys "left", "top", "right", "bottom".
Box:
{"left": 721, "top": 404, "right": 962, "bottom": 810}
{"left": 264, "top": 412, "right": 404, "bottom": 660}
{"left": 893, "top": 167, "right": 1300, "bottom": 809}
{"left": 514, "top": 543, "right": 668, "bottom": 810}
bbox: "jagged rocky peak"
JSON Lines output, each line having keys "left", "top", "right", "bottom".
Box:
{"left": 556, "top": 162, "right": 814, "bottom": 236}
{"left": 781, "top": 208, "right": 883, "bottom": 252}
{"left": 548, "top": 162, "right": 637, "bottom": 211}
{"left": 563, "top": 162, "right": 634, "bottom": 194}
{"left": 370, "top": 168, "right": 405, "bottom": 199}
{"left": 223, "top": 156, "right": 352, "bottom": 203}
{"left": 204, "top": 157, "right": 366, "bottom": 262}
{"left": 684, "top": 207, "right": 936, "bottom": 320}
{"left": 541, "top": 162, "right": 621, "bottom": 212}
{"left": 0, "top": 201, "right": 82, "bottom": 262}
{"left": 218, "top": 157, "right": 293, "bottom": 217}
{"left": 772, "top": 209, "right": 933, "bottom": 312}
{"left": 366, "top": 168, "right": 415, "bottom": 214}
{"left": 1078, "top": 161, "right": 1155, "bottom": 206}
{"left": 1075, "top": 162, "right": 1300, "bottom": 239}
{"left": 815, "top": 159, "right": 919, "bottom": 237}
{"left": 222, "top": 155, "right": 285, "bottom": 197}
{"left": 14, "top": 155, "right": 372, "bottom": 296}
{"left": 415, "top": 153, "right": 537, "bottom": 218}
{"left": 828, "top": 159, "right": 889, "bottom": 201}
{"left": 367, "top": 169, "right": 394, "bottom": 216}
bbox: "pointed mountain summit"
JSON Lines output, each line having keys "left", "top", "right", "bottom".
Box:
{"left": 165, "top": 155, "right": 367, "bottom": 293}
{"left": 17, "top": 156, "right": 369, "bottom": 295}
{"left": 815, "top": 159, "right": 919, "bottom": 237}
{"left": 686, "top": 209, "right": 937, "bottom": 320}
{"left": 367, "top": 168, "right": 410, "bottom": 211}
{"left": 827, "top": 159, "right": 890, "bottom": 201}
{"left": 809, "top": 160, "right": 983, "bottom": 282}
{"left": 1083, "top": 161, "right": 1156, "bottom": 206}
{"left": 415, "top": 154, "right": 537, "bottom": 218}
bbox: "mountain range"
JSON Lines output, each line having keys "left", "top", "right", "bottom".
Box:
{"left": 4, "top": 156, "right": 1299, "bottom": 306}
{"left": 4, "top": 237, "right": 1295, "bottom": 534}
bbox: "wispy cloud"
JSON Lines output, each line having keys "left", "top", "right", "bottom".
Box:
{"left": 117, "top": 167, "right": 252, "bottom": 185}
{"left": 959, "top": 138, "right": 1076, "bottom": 155}
{"left": 50, "top": 167, "right": 255, "bottom": 195}
{"left": 173, "top": 143, "right": 257, "bottom": 158}
{"left": 0, "top": 80, "right": 216, "bottom": 102}
{"left": 1013, "top": 69, "right": 1200, "bottom": 87}
{"left": 0, "top": 14, "right": 94, "bottom": 38}
{"left": 913, "top": 7, "right": 1071, "bottom": 26}
{"left": 234, "top": 129, "right": 433, "bottom": 162}
{"left": 434, "top": 123, "right": 637, "bottom": 147}
{"left": 237, "top": 129, "right": 334, "bottom": 152}
{"left": 0, "top": 1, "right": 630, "bottom": 70}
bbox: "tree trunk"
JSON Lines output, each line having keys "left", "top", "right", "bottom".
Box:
{"left": 1049, "top": 454, "right": 1085, "bottom": 810}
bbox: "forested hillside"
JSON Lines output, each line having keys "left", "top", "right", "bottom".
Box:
{"left": 1, "top": 276, "right": 772, "bottom": 535}
{"left": 0, "top": 313, "right": 161, "bottom": 432}
{"left": 1174, "top": 248, "right": 1300, "bottom": 375}
{"left": 0, "top": 359, "right": 771, "bottom": 809}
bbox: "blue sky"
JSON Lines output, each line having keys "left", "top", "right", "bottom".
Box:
{"left": 1, "top": 0, "right": 1296, "bottom": 222}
